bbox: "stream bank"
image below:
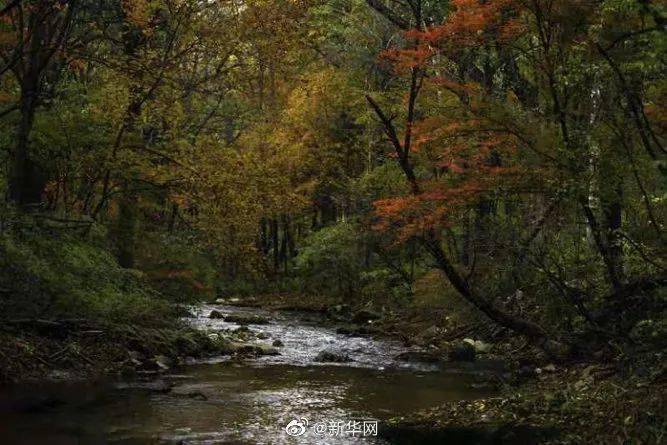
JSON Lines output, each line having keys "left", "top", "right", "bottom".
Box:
{"left": 217, "top": 294, "right": 666, "bottom": 444}
{"left": 2, "top": 297, "right": 663, "bottom": 444}
{"left": 1, "top": 302, "right": 506, "bottom": 444}
{"left": 0, "top": 318, "right": 233, "bottom": 383}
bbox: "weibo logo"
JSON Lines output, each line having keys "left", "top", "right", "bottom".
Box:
{"left": 285, "top": 418, "right": 308, "bottom": 436}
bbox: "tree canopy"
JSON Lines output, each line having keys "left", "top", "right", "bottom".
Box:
{"left": 1, "top": 0, "right": 665, "bottom": 356}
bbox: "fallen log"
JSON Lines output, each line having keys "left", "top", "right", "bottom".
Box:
{"left": 0, "top": 318, "right": 101, "bottom": 335}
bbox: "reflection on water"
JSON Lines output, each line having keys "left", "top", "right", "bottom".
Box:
{"left": 190, "top": 305, "right": 433, "bottom": 371}
{"left": 0, "top": 305, "right": 497, "bottom": 444}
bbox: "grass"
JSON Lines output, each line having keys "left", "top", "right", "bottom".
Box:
{"left": 0, "top": 219, "right": 226, "bottom": 382}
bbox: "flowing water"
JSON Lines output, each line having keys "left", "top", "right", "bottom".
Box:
{"left": 0, "top": 304, "right": 500, "bottom": 444}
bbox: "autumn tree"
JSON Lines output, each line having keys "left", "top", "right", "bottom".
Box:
{"left": 364, "top": 0, "right": 665, "bottom": 354}
{"left": 1, "top": 0, "right": 79, "bottom": 206}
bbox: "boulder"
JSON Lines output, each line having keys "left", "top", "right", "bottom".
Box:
{"left": 231, "top": 343, "right": 256, "bottom": 355}
{"left": 153, "top": 355, "right": 172, "bottom": 370}
{"left": 209, "top": 310, "right": 224, "bottom": 319}
{"left": 336, "top": 325, "right": 377, "bottom": 337}
{"left": 232, "top": 343, "right": 280, "bottom": 356}
{"left": 517, "top": 366, "right": 537, "bottom": 380}
{"left": 414, "top": 326, "right": 440, "bottom": 347}
{"left": 422, "top": 326, "right": 440, "bottom": 339}
{"left": 258, "top": 344, "right": 280, "bottom": 355}
{"left": 228, "top": 326, "right": 254, "bottom": 342}
{"left": 45, "top": 370, "right": 75, "bottom": 381}
{"left": 462, "top": 338, "right": 493, "bottom": 354}
{"left": 115, "top": 380, "right": 172, "bottom": 393}
{"left": 340, "top": 325, "right": 366, "bottom": 336}
{"left": 186, "top": 391, "right": 208, "bottom": 401}
{"left": 327, "top": 304, "right": 351, "bottom": 320}
{"left": 136, "top": 354, "right": 173, "bottom": 371}
{"left": 272, "top": 339, "right": 284, "bottom": 347}
{"left": 314, "top": 350, "right": 352, "bottom": 363}
{"left": 394, "top": 350, "right": 441, "bottom": 363}
{"left": 351, "top": 309, "right": 381, "bottom": 324}
{"left": 212, "top": 338, "right": 236, "bottom": 355}
{"left": 542, "top": 364, "right": 556, "bottom": 373}
{"left": 336, "top": 326, "right": 352, "bottom": 335}
{"left": 448, "top": 341, "right": 476, "bottom": 362}
{"left": 179, "top": 308, "right": 197, "bottom": 318}
{"left": 223, "top": 314, "right": 269, "bottom": 325}
{"left": 128, "top": 350, "right": 143, "bottom": 367}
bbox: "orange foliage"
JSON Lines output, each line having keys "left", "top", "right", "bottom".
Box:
{"left": 373, "top": 162, "right": 527, "bottom": 240}
{"left": 414, "top": 0, "right": 524, "bottom": 46}
{"left": 383, "top": 0, "right": 525, "bottom": 71}
{"left": 374, "top": 112, "right": 532, "bottom": 239}
{"left": 374, "top": 182, "right": 482, "bottom": 239}
{"left": 372, "top": 0, "right": 547, "bottom": 240}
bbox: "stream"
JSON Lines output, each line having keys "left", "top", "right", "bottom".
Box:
{"left": 0, "top": 304, "right": 500, "bottom": 444}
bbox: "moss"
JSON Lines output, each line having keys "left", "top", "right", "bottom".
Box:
{"left": 0, "top": 320, "right": 235, "bottom": 382}
{"left": 0, "top": 223, "right": 225, "bottom": 382}
{"left": 0, "top": 226, "right": 173, "bottom": 325}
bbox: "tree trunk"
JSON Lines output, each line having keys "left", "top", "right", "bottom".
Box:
{"left": 602, "top": 183, "right": 624, "bottom": 291}
{"left": 7, "top": 1, "right": 76, "bottom": 207}
{"left": 259, "top": 218, "right": 269, "bottom": 254}
{"left": 366, "top": 93, "right": 570, "bottom": 359}
{"left": 8, "top": 77, "right": 45, "bottom": 207}
{"left": 116, "top": 181, "right": 137, "bottom": 268}
{"left": 271, "top": 218, "right": 279, "bottom": 271}
{"left": 422, "top": 234, "right": 569, "bottom": 358}
{"left": 279, "top": 217, "right": 288, "bottom": 272}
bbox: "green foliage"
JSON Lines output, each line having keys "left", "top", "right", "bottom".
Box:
{"left": 359, "top": 268, "right": 411, "bottom": 304}
{"left": 294, "top": 220, "right": 410, "bottom": 304}
{"left": 0, "top": 0, "right": 663, "bottom": 358}
{"left": 630, "top": 316, "right": 667, "bottom": 347}
{"left": 295, "top": 221, "right": 363, "bottom": 299}
{"left": 135, "top": 230, "right": 218, "bottom": 303}
{"left": 350, "top": 162, "right": 409, "bottom": 212}
{"left": 0, "top": 223, "right": 173, "bottom": 326}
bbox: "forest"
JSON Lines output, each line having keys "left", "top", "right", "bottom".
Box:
{"left": 0, "top": 0, "right": 665, "bottom": 444}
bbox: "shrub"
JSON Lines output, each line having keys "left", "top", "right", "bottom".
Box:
{"left": 0, "top": 225, "right": 173, "bottom": 326}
